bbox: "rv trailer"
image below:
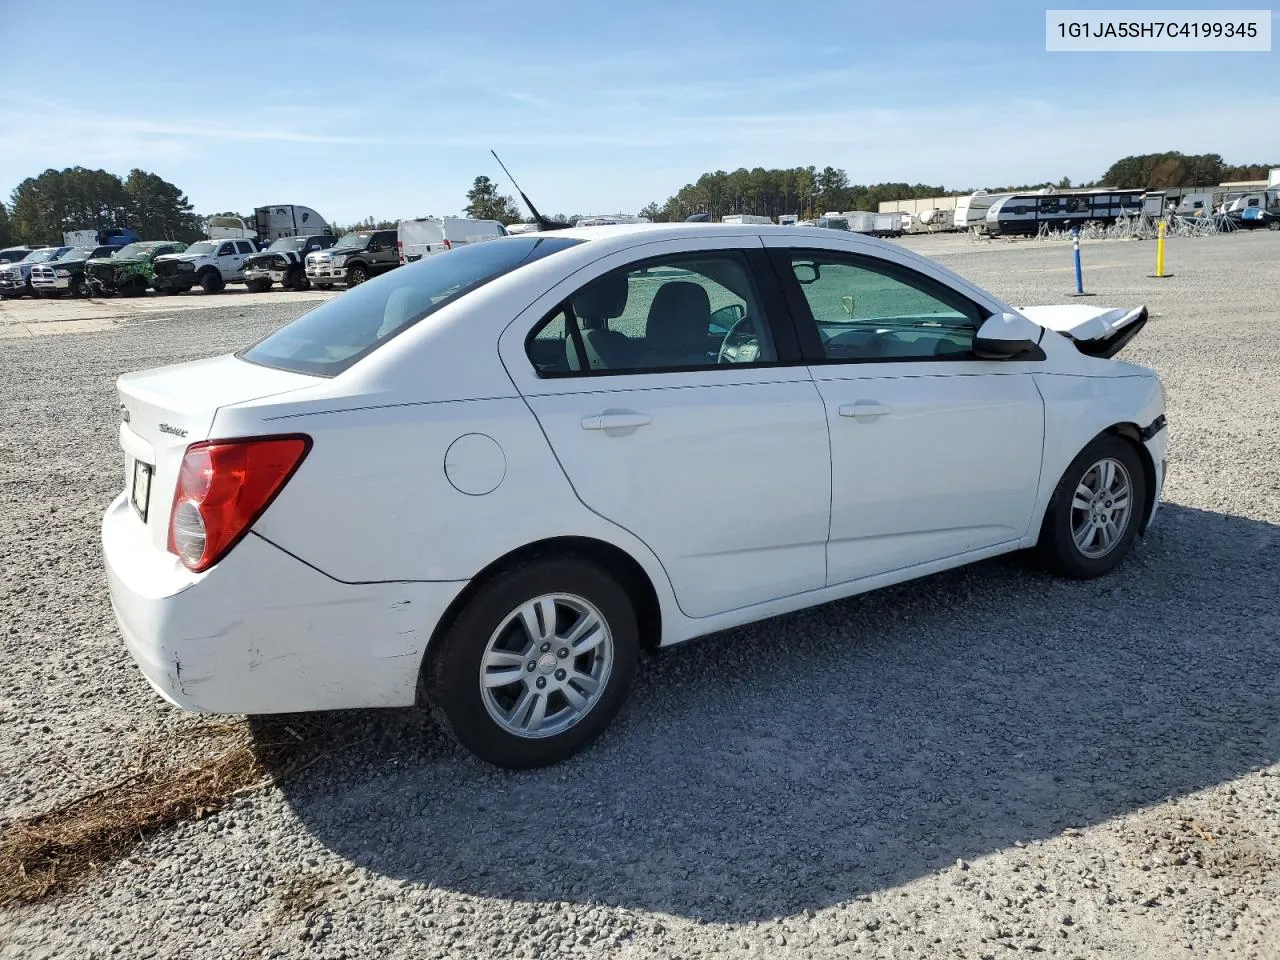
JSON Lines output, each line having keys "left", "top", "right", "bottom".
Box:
{"left": 954, "top": 191, "right": 1012, "bottom": 232}
{"left": 985, "top": 190, "right": 1145, "bottom": 236}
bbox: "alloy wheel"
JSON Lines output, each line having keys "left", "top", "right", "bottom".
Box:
{"left": 479, "top": 593, "right": 613, "bottom": 739}
{"left": 1070, "top": 457, "right": 1133, "bottom": 559}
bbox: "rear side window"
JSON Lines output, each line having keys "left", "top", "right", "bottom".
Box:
{"left": 239, "top": 236, "right": 582, "bottom": 377}
{"left": 236, "top": 241, "right": 254, "bottom": 254}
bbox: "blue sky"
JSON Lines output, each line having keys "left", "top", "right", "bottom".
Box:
{"left": 2, "top": 0, "right": 1276, "bottom": 223}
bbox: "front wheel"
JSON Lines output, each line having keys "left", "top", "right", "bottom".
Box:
{"left": 346, "top": 263, "right": 369, "bottom": 286}
{"left": 284, "top": 268, "right": 309, "bottom": 291}
{"left": 199, "top": 270, "right": 224, "bottom": 294}
{"left": 245, "top": 278, "right": 271, "bottom": 293}
{"left": 425, "top": 557, "right": 640, "bottom": 768}
{"left": 1037, "top": 435, "right": 1147, "bottom": 578}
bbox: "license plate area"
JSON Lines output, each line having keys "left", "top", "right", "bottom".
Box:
{"left": 131, "top": 459, "right": 153, "bottom": 522}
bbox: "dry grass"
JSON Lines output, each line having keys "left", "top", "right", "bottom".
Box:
{"left": 0, "top": 718, "right": 326, "bottom": 910}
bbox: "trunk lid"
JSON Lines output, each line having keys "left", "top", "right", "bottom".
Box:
{"left": 116, "top": 355, "right": 319, "bottom": 551}
{"left": 1018, "top": 304, "right": 1149, "bottom": 359}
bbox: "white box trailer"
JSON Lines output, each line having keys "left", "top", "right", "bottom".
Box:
{"left": 841, "top": 211, "right": 877, "bottom": 234}
{"left": 721, "top": 214, "right": 773, "bottom": 224}
{"left": 872, "top": 212, "right": 901, "bottom": 237}
{"left": 206, "top": 216, "right": 256, "bottom": 240}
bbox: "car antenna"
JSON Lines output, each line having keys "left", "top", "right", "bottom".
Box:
{"left": 490, "top": 150, "right": 569, "bottom": 231}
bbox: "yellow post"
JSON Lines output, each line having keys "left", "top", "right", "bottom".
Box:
{"left": 1155, "top": 220, "right": 1166, "bottom": 277}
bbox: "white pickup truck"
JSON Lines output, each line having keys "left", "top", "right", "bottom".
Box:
{"left": 152, "top": 239, "right": 260, "bottom": 294}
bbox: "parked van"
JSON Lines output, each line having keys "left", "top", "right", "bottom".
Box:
{"left": 396, "top": 217, "right": 507, "bottom": 264}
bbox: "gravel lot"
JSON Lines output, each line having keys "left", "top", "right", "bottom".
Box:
{"left": 2, "top": 232, "right": 1278, "bottom": 958}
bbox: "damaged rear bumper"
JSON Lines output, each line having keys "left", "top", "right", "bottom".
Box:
{"left": 102, "top": 493, "right": 467, "bottom": 713}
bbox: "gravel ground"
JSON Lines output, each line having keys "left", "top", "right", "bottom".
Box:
{"left": 2, "top": 231, "right": 1279, "bottom": 958}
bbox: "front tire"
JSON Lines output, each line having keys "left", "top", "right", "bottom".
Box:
{"left": 1037, "top": 434, "right": 1147, "bottom": 579}
{"left": 346, "top": 263, "right": 369, "bottom": 286}
{"left": 199, "top": 270, "right": 224, "bottom": 294}
{"left": 425, "top": 556, "right": 639, "bottom": 768}
{"left": 245, "top": 278, "right": 271, "bottom": 293}
{"left": 284, "top": 267, "right": 309, "bottom": 291}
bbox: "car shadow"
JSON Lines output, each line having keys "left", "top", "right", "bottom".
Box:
{"left": 252, "top": 502, "right": 1280, "bottom": 922}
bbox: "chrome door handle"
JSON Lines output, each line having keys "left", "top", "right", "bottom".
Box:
{"left": 581, "top": 413, "right": 652, "bottom": 431}
{"left": 838, "top": 401, "right": 890, "bottom": 420}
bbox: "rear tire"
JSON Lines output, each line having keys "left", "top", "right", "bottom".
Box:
{"left": 199, "top": 270, "right": 224, "bottom": 294}
{"left": 1036, "top": 434, "right": 1147, "bottom": 579}
{"left": 425, "top": 556, "right": 639, "bottom": 768}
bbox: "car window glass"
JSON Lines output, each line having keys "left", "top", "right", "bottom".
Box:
{"left": 235, "top": 241, "right": 253, "bottom": 254}
{"left": 789, "top": 255, "right": 979, "bottom": 361}
{"left": 240, "top": 236, "right": 582, "bottom": 377}
{"left": 526, "top": 252, "right": 776, "bottom": 376}
{"left": 217, "top": 243, "right": 235, "bottom": 257}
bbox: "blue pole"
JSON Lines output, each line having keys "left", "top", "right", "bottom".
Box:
{"left": 1072, "top": 228, "right": 1084, "bottom": 295}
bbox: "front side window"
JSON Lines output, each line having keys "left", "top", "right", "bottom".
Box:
{"left": 786, "top": 254, "right": 981, "bottom": 361}
{"left": 526, "top": 252, "right": 777, "bottom": 376}
{"left": 217, "top": 243, "right": 235, "bottom": 257}
{"left": 240, "top": 236, "right": 581, "bottom": 377}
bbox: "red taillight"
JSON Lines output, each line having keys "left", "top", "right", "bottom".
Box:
{"left": 396, "top": 239, "right": 404, "bottom": 264}
{"left": 167, "top": 435, "right": 311, "bottom": 572}
{"left": 443, "top": 238, "right": 452, "bottom": 250}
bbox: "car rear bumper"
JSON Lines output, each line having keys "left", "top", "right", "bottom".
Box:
{"left": 102, "top": 492, "right": 467, "bottom": 714}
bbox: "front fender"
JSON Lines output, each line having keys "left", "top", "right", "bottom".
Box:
{"left": 1027, "top": 372, "right": 1165, "bottom": 545}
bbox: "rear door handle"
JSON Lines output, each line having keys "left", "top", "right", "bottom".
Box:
{"left": 838, "top": 400, "right": 890, "bottom": 420}
{"left": 581, "top": 413, "right": 652, "bottom": 431}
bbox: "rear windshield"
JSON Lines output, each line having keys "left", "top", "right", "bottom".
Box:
{"left": 239, "top": 235, "right": 582, "bottom": 377}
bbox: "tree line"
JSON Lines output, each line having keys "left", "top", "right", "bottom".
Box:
{"left": 2, "top": 150, "right": 1273, "bottom": 248}
{"left": 3, "top": 167, "right": 201, "bottom": 246}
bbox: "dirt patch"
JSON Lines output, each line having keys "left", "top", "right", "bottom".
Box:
{"left": 0, "top": 717, "right": 327, "bottom": 909}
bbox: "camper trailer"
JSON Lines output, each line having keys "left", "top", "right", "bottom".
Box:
{"left": 1224, "top": 190, "right": 1280, "bottom": 229}
{"left": 1174, "top": 191, "right": 1214, "bottom": 218}
{"left": 953, "top": 191, "right": 1012, "bottom": 232}
{"left": 721, "top": 214, "right": 773, "bottom": 225}
{"left": 985, "top": 190, "right": 1145, "bottom": 236}
{"left": 915, "top": 208, "right": 954, "bottom": 232}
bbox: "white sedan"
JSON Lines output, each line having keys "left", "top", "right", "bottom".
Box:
{"left": 103, "top": 224, "right": 1167, "bottom": 767}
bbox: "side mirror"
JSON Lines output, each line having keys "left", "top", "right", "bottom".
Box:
{"left": 973, "top": 312, "right": 1045, "bottom": 360}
